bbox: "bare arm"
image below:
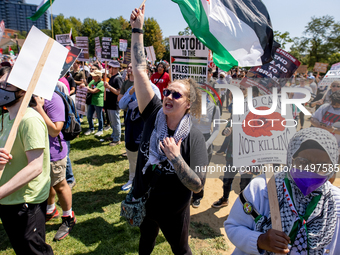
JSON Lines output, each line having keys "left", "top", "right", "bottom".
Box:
{"left": 310, "top": 117, "right": 340, "bottom": 135}
{"left": 70, "top": 87, "right": 75, "bottom": 95}
{"left": 87, "top": 87, "right": 100, "bottom": 94}
{"left": 130, "top": 5, "right": 155, "bottom": 114}
{"left": 0, "top": 149, "right": 44, "bottom": 200}
{"left": 104, "top": 82, "right": 120, "bottom": 95}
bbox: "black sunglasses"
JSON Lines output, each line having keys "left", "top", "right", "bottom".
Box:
{"left": 332, "top": 85, "right": 340, "bottom": 88}
{"left": 163, "top": 89, "right": 182, "bottom": 99}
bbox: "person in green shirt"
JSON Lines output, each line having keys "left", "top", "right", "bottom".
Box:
{"left": 0, "top": 66, "right": 53, "bottom": 254}
{"left": 83, "top": 70, "right": 105, "bottom": 137}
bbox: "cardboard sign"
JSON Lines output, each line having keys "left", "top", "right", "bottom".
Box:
{"left": 123, "top": 48, "right": 131, "bottom": 65}
{"left": 248, "top": 48, "right": 301, "bottom": 89}
{"left": 75, "top": 36, "right": 89, "bottom": 61}
{"left": 119, "top": 39, "right": 128, "bottom": 52}
{"left": 59, "top": 45, "right": 82, "bottom": 79}
{"left": 55, "top": 34, "right": 72, "bottom": 46}
{"left": 145, "top": 46, "right": 156, "bottom": 64}
{"left": 331, "top": 62, "right": 340, "bottom": 71}
{"left": 314, "top": 62, "right": 328, "bottom": 73}
{"left": 318, "top": 70, "right": 340, "bottom": 91}
{"left": 111, "top": 45, "right": 118, "bottom": 58}
{"left": 296, "top": 65, "right": 308, "bottom": 74}
{"left": 75, "top": 87, "right": 87, "bottom": 115}
{"left": 101, "top": 37, "right": 112, "bottom": 61}
{"left": 233, "top": 95, "right": 296, "bottom": 167}
{"left": 170, "top": 35, "right": 209, "bottom": 84}
{"left": 96, "top": 47, "right": 102, "bottom": 60}
{"left": 8, "top": 26, "right": 68, "bottom": 100}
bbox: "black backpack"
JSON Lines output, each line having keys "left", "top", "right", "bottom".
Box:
{"left": 55, "top": 88, "right": 82, "bottom": 141}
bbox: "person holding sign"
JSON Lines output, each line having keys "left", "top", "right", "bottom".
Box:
{"left": 129, "top": 5, "right": 208, "bottom": 254}
{"left": 225, "top": 128, "right": 340, "bottom": 254}
{"left": 0, "top": 67, "right": 53, "bottom": 254}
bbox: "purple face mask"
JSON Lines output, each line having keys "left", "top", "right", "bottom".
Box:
{"left": 290, "top": 168, "right": 329, "bottom": 196}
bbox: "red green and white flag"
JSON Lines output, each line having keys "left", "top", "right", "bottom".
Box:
{"left": 28, "top": 0, "right": 55, "bottom": 21}
{"left": 172, "top": 0, "right": 276, "bottom": 71}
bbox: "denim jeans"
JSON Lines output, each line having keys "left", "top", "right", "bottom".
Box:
{"left": 107, "top": 109, "right": 121, "bottom": 142}
{"left": 66, "top": 141, "right": 75, "bottom": 184}
{"left": 87, "top": 104, "right": 103, "bottom": 131}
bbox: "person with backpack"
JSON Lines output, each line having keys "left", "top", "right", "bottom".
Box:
{"left": 33, "top": 87, "right": 76, "bottom": 241}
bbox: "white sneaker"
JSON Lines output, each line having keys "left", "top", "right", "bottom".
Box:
{"left": 95, "top": 131, "right": 103, "bottom": 137}
{"left": 84, "top": 130, "right": 95, "bottom": 136}
{"left": 121, "top": 180, "right": 133, "bottom": 191}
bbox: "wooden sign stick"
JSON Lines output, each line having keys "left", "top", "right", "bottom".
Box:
{"left": 265, "top": 164, "right": 283, "bottom": 255}
{"left": 104, "top": 61, "right": 108, "bottom": 101}
{"left": 1, "top": 38, "right": 54, "bottom": 178}
{"left": 139, "top": 0, "right": 147, "bottom": 9}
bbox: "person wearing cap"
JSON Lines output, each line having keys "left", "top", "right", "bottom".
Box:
{"left": 0, "top": 67, "right": 53, "bottom": 254}
{"left": 104, "top": 60, "right": 123, "bottom": 146}
{"left": 83, "top": 70, "right": 105, "bottom": 136}
{"left": 225, "top": 128, "right": 340, "bottom": 254}
{"left": 307, "top": 75, "right": 317, "bottom": 95}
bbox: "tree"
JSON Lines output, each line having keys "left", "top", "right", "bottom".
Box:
{"left": 178, "top": 26, "right": 193, "bottom": 36}
{"left": 162, "top": 37, "right": 170, "bottom": 63}
{"left": 274, "top": 31, "right": 293, "bottom": 50}
{"left": 81, "top": 18, "right": 102, "bottom": 56}
{"left": 144, "top": 17, "right": 165, "bottom": 60}
{"left": 52, "top": 14, "right": 73, "bottom": 37}
{"left": 67, "top": 16, "right": 82, "bottom": 37}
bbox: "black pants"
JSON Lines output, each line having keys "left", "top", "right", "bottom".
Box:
{"left": 139, "top": 204, "right": 191, "bottom": 255}
{"left": 0, "top": 200, "right": 53, "bottom": 255}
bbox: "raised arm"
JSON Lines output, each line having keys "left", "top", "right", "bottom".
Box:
{"left": 130, "top": 5, "right": 155, "bottom": 113}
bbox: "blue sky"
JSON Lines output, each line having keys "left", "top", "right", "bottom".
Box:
{"left": 28, "top": 0, "right": 340, "bottom": 49}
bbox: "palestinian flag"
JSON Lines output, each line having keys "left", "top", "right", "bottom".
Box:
{"left": 28, "top": 0, "right": 55, "bottom": 21}
{"left": 172, "top": 0, "right": 275, "bottom": 71}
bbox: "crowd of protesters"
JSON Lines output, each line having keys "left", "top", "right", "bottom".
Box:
{"left": 0, "top": 4, "right": 339, "bottom": 255}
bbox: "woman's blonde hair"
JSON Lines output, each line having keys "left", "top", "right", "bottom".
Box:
{"left": 172, "top": 78, "right": 202, "bottom": 120}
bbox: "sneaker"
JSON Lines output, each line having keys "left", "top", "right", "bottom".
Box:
{"left": 121, "top": 152, "right": 127, "bottom": 157}
{"left": 103, "top": 125, "right": 111, "bottom": 131}
{"left": 54, "top": 212, "right": 76, "bottom": 241}
{"left": 46, "top": 207, "right": 59, "bottom": 222}
{"left": 84, "top": 129, "right": 95, "bottom": 136}
{"left": 105, "top": 136, "right": 113, "bottom": 141}
{"left": 121, "top": 180, "right": 133, "bottom": 191}
{"left": 192, "top": 199, "right": 201, "bottom": 208}
{"left": 109, "top": 141, "right": 121, "bottom": 146}
{"left": 95, "top": 131, "right": 103, "bottom": 137}
{"left": 212, "top": 197, "right": 229, "bottom": 208}
{"left": 68, "top": 181, "right": 76, "bottom": 190}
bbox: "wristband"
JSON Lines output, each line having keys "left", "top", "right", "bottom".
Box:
{"left": 132, "top": 28, "right": 143, "bottom": 34}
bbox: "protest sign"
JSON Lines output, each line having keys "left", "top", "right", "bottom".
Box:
{"left": 123, "top": 48, "right": 131, "bottom": 65}
{"left": 94, "top": 37, "right": 100, "bottom": 49}
{"left": 59, "top": 45, "right": 82, "bottom": 79}
{"left": 75, "top": 87, "right": 87, "bottom": 115}
{"left": 331, "top": 62, "right": 340, "bottom": 71}
{"left": 101, "top": 37, "right": 112, "bottom": 61}
{"left": 5, "top": 26, "right": 68, "bottom": 163}
{"left": 145, "top": 46, "right": 156, "bottom": 64}
{"left": 313, "top": 62, "right": 328, "bottom": 73}
{"left": 111, "top": 45, "right": 118, "bottom": 58}
{"left": 119, "top": 39, "right": 128, "bottom": 52}
{"left": 170, "top": 35, "right": 208, "bottom": 84}
{"left": 55, "top": 34, "right": 72, "bottom": 46}
{"left": 248, "top": 48, "right": 301, "bottom": 89}
{"left": 232, "top": 95, "right": 296, "bottom": 167}
{"left": 0, "top": 20, "right": 5, "bottom": 42}
{"left": 318, "top": 70, "right": 340, "bottom": 91}
{"left": 296, "top": 65, "right": 308, "bottom": 74}
{"left": 96, "top": 47, "right": 102, "bottom": 60}
{"left": 75, "top": 36, "right": 89, "bottom": 61}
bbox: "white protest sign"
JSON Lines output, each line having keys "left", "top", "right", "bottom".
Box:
{"left": 319, "top": 70, "right": 340, "bottom": 91}
{"left": 119, "top": 39, "right": 128, "bottom": 52}
{"left": 170, "top": 35, "right": 208, "bottom": 84}
{"left": 145, "top": 46, "right": 156, "bottom": 64}
{"left": 232, "top": 95, "right": 296, "bottom": 167}
{"left": 111, "top": 45, "right": 118, "bottom": 58}
{"left": 76, "top": 87, "right": 87, "bottom": 115}
{"left": 8, "top": 26, "right": 68, "bottom": 100}
{"left": 331, "top": 62, "right": 340, "bottom": 71}
{"left": 94, "top": 37, "right": 101, "bottom": 49}
{"left": 76, "top": 36, "right": 89, "bottom": 61}
{"left": 101, "top": 37, "right": 112, "bottom": 61}
{"left": 96, "top": 47, "right": 102, "bottom": 60}
{"left": 55, "top": 34, "right": 72, "bottom": 46}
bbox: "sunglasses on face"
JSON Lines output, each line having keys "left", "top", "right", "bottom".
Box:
{"left": 332, "top": 85, "right": 340, "bottom": 88}
{"left": 163, "top": 89, "right": 183, "bottom": 99}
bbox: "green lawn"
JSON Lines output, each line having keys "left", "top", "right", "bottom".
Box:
{"left": 0, "top": 117, "right": 227, "bottom": 255}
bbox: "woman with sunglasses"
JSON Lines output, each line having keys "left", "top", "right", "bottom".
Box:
{"left": 130, "top": 5, "right": 208, "bottom": 254}
{"left": 225, "top": 128, "right": 340, "bottom": 254}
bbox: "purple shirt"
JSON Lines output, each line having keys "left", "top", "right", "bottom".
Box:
{"left": 44, "top": 92, "right": 67, "bottom": 162}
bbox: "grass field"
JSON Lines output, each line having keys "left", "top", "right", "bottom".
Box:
{"left": 0, "top": 117, "right": 228, "bottom": 255}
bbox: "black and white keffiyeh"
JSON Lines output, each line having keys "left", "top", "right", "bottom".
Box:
{"left": 255, "top": 128, "right": 337, "bottom": 255}
{"left": 142, "top": 108, "right": 191, "bottom": 174}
